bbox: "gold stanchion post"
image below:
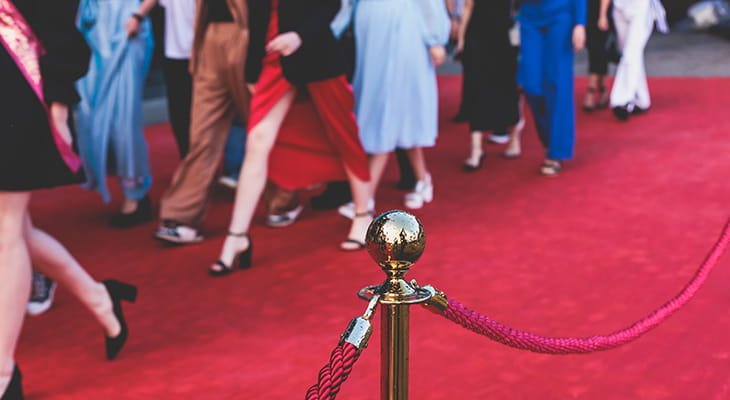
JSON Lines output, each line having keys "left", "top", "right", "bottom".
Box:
{"left": 358, "top": 211, "right": 434, "bottom": 400}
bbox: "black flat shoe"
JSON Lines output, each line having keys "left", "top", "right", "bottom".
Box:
{"left": 109, "top": 196, "right": 152, "bottom": 228}
{"left": 103, "top": 280, "right": 138, "bottom": 360}
{"left": 209, "top": 233, "right": 252, "bottom": 277}
{"left": 612, "top": 106, "right": 630, "bottom": 121}
{"left": 1, "top": 365, "right": 23, "bottom": 400}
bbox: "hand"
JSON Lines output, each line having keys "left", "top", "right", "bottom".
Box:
{"left": 449, "top": 18, "right": 460, "bottom": 41}
{"left": 246, "top": 83, "right": 256, "bottom": 95}
{"left": 266, "top": 32, "right": 302, "bottom": 57}
{"left": 49, "top": 102, "right": 73, "bottom": 146}
{"left": 125, "top": 16, "right": 141, "bottom": 38}
{"left": 572, "top": 25, "right": 586, "bottom": 52}
{"left": 597, "top": 15, "right": 610, "bottom": 31}
{"left": 455, "top": 37, "right": 465, "bottom": 54}
{"left": 429, "top": 45, "right": 447, "bottom": 67}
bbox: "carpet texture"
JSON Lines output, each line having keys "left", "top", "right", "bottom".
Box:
{"left": 17, "top": 76, "right": 730, "bottom": 399}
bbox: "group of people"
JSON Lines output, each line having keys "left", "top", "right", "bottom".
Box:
{"left": 1, "top": 0, "right": 670, "bottom": 398}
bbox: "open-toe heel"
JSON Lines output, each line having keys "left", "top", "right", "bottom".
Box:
{"left": 340, "top": 211, "right": 374, "bottom": 251}
{"left": 209, "top": 232, "right": 252, "bottom": 277}
{"left": 102, "top": 279, "right": 138, "bottom": 360}
{"left": 503, "top": 118, "right": 524, "bottom": 159}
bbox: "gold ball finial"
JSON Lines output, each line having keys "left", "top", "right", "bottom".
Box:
{"left": 366, "top": 210, "right": 426, "bottom": 271}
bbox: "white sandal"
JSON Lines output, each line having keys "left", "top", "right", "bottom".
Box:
{"left": 404, "top": 173, "right": 433, "bottom": 209}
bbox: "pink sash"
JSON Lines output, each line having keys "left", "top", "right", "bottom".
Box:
{"left": 0, "top": 0, "right": 82, "bottom": 172}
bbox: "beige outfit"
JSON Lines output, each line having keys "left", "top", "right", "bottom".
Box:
{"left": 160, "top": 0, "right": 249, "bottom": 227}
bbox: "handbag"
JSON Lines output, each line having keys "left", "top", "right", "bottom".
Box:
{"left": 604, "top": 30, "right": 621, "bottom": 64}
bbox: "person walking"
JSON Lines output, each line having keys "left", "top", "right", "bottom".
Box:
{"left": 0, "top": 1, "right": 137, "bottom": 397}
{"left": 457, "top": 0, "right": 524, "bottom": 171}
{"left": 76, "top": 0, "right": 156, "bottom": 227}
{"left": 154, "top": 0, "right": 250, "bottom": 244}
{"left": 335, "top": 0, "right": 450, "bottom": 211}
{"left": 517, "top": 0, "right": 587, "bottom": 176}
{"left": 599, "top": 0, "right": 668, "bottom": 121}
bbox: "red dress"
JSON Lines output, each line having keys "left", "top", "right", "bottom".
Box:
{"left": 252, "top": 0, "right": 369, "bottom": 190}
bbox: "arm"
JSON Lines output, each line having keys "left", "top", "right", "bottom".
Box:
{"left": 267, "top": 0, "right": 340, "bottom": 57}
{"left": 456, "top": 0, "right": 473, "bottom": 53}
{"left": 572, "top": 0, "right": 587, "bottom": 51}
{"left": 34, "top": 0, "right": 91, "bottom": 144}
{"left": 125, "top": 0, "right": 158, "bottom": 37}
{"left": 445, "top": 0, "right": 459, "bottom": 40}
{"left": 598, "top": 0, "right": 611, "bottom": 31}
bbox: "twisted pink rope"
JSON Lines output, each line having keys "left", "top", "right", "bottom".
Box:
{"left": 441, "top": 219, "right": 730, "bottom": 354}
{"left": 305, "top": 342, "right": 362, "bottom": 400}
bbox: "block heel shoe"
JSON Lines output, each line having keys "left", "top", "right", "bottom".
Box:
{"left": 209, "top": 232, "right": 252, "bottom": 277}
{"left": 102, "top": 279, "right": 138, "bottom": 361}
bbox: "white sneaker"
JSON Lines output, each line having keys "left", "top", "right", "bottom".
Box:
{"left": 404, "top": 174, "right": 433, "bottom": 209}
{"left": 266, "top": 205, "right": 304, "bottom": 228}
{"left": 337, "top": 198, "right": 375, "bottom": 220}
{"left": 27, "top": 272, "right": 57, "bottom": 316}
{"left": 154, "top": 221, "right": 204, "bottom": 244}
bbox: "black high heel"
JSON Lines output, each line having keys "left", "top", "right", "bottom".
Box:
{"left": 209, "top": 232, "right": 252, "bottom": 277}
{"left": 1, "top": 365, "right": 23, "bottom": 400}
{"left": 102, "top": 279, "right": 138, "bottom": 360}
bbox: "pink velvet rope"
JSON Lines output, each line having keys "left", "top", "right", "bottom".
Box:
{"left": 305, "top": 342, "right": 362, "bottom": 400}
{"left": 441, "top": 219, "right": 730, "bottom": 354}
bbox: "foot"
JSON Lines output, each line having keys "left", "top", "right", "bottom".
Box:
{"left": 91, "top": 282, "right": 122, "bottom": 339}
{"left": 540, "top": 159, "right": 562, "bottom": 177}
{"left": 338, "top": 198, "right": 375, "bottom": 220}
{"left": 612, "top": 105, "right": 630, "bottom": 121}
{"left": 597, "top": 86, "right": 610, "bottom": 109}
{"left": 487, "top": 132, "right": 510, "bottom": 144}
{"left": 154, "top": 221, "right": 203, "bottom": 245}
{"left": 583, "top": 87, "right": 597, "bottom": 112}
{"left": 27, "top": 272, "right": 57, "bottom": 316}
{"left": 109, "top": 196, "right": 152, "bottom": 228}
{"left": 503, "top": 118, "right": 524, "bottom": 159}
{"left": 404, "top": 173, "right": 433, "bottom": 209}
{"left": 462, "top": 150, "right": 485, "bottom": 172}
{"left": 340, "top": 211, "right": 374, "bottom": 251}
{"left": 212, "top": 234, "right": 251, "bottom": 273}
{"left": 266, "top": 205, "right": 304, "bottom": 228}
{"left": 217, "top": 175, "right": 238, "bottom": 190}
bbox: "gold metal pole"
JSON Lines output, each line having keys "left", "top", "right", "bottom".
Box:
{"left": 381, "top": 303, "right": 409, "bottom": 399}
{"left": 359, "top": 210, "right": 434, "bottom": 400}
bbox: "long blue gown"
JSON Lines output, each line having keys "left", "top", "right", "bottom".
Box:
{"left": 335, "top": 0, "right": 450, "bottom": 155}
{"left": 76, "top": 0, "right": 154, "bottom": 202}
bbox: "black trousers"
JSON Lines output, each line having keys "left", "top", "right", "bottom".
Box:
{"left": 162, "top": 57, "right": 193, "bottom": 158}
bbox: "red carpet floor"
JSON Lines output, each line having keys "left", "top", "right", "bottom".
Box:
{"left": 17, "top": 76, "right": 730, "bottom": 399}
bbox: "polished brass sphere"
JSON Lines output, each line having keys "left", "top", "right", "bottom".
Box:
{"left": 365, "top": 210, "right": 426, "bottom": 271}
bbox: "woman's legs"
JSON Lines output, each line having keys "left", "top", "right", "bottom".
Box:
{"left": 0, "top": 192, "right": 31, "bottom": 395}
{"left": 23, "top": 217, "right": 120, "bottom": 338}
{"left": 464, "top": 131, "right": 484, "bottom": 168}
{"left": 340, "top": 166, "right": 373, "bottom": 250}
{"left": 368, "top": 152, "right": 391, "bottom": 200}
{"left": 215, "top": 88, "right": 297, "bottom": 268}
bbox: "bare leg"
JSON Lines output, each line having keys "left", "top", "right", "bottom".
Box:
{"left": 340, "top": 166, "right": 373, "bottom": 250}
{"left": 404, "top": 147, "right": 428, "bottom": 182}
{"left": 23, "top": 217, "right": 120, "bottom": 338}
{"left": 596, "top": 74, "right": 609, "bottom": 107}
{"left": 0, "top": 192, "right": 31, "bottom": 394}
{"left": 504, "top": 99, "right": 525, "bottom": 158}
{"left": 214, "top": 88, "right": 296, "bottom": 269}
{"left": 464, "top": 131, "right": 484, "bottom": 168}
{"left": 367, "top": 152, "right": 390, "bottom": 201}
{"left": 583, "top": 73, "right": 599, "bottom": 109}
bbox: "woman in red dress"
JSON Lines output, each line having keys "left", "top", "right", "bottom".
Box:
{"left": 209, "top": 0, "right": 372, "bottom": 275}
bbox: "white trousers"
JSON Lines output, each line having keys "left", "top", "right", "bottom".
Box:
{"left": 611, "top": 1, "right": 654, "bottom": 110}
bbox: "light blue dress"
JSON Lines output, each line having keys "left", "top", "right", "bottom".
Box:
{"left": 76, "top": 0, "right": 154, "bottom": 202}
{"left": 334, "top": 0, "right": 450, "bottom": 155}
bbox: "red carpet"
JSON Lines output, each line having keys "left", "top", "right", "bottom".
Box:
{"left": 18, "top": 77, "right": 730, "bottom": 399}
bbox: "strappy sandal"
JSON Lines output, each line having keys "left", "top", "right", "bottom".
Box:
{"left": 209, "top": 232, "right": 252, "bottom": 276}
{"left": 340, "top": 211, "right": 374, "bottom": 251}
{"left": 582, "top": 87, "right": 597, "bottom": 112}
{"left": 540, "top": 160, "right": 562, "bottom": 177}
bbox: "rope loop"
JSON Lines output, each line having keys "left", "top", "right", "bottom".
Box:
{"left": 427, "top": 219, "right": 730, "bottom": 354}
